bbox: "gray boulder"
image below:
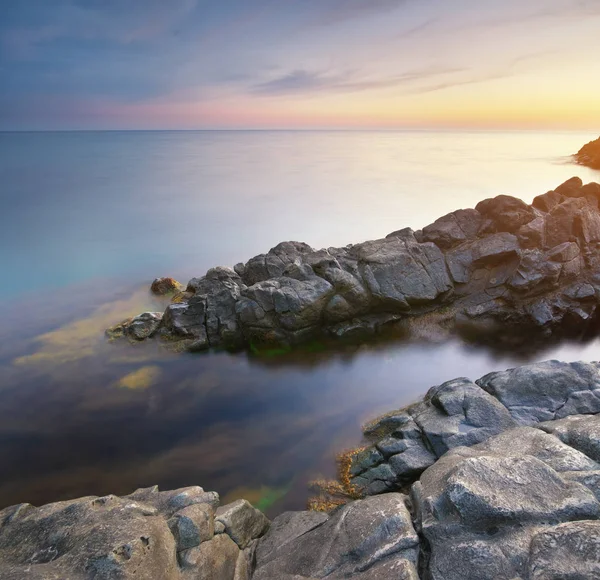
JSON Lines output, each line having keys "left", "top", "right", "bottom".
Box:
{"left": 253, "top": 494, "right": 419, "bottom": 579}
{"left": 477, "top": 360, "right": 600, "bottom": 424}
{"left": 475, "top": 194, "right": 536, "bottom": 232}
{"left": 215, "top": 500, "right": 270, "bottom": 550}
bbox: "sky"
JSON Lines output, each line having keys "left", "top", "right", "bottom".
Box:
{"left": 1, "top": 0, "right": 600, "bottom": 130}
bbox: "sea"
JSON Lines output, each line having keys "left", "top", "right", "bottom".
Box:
{"left": 0, "top": 129, "right": 599, "bottom": 514}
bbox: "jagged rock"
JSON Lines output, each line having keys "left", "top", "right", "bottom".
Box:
{"left": 539, "top": 414, "right": 600, "bottom": 463}
{"left": 471, "top": 232, "right": 519, "bottom": 266}
{"left": 215, "top": 500, "right": 270, "bottom": 550}
{"left": 252, "top": 494, "right": 419, "bottom": 579}
{"left": 575, "top": 136, "right": 600, "bottom": 170}
{"left": 422, "top": 208, "right": 482, "bottom": 249}
{"left": 533, "top": 189, "right": 565, "bottom": 213}
{"left": 168, "top": 503, "right": 214, "bottom": 552}
{"left": 109, "top": 179, "right": 600, "bottom": 351}
{"left": 475, "top": 194, "right": 536, "bottom": 232}
{"left": 356, "top": 237, "right": 452, "bottom": 308}
{"left": 126, "top": 486, "right": 220, "bottom": 518}
{"left": 516, "top": 215, "right": 545, "bottom": 249}
{"left": 411, "top": 421, "right": 600, "bottom": 580}
{"left": 477, "top": 360, "right": 600, "bottom": 424}
{"left": 179, "top": 533, "right": 240, "bottom": 578}
{"left": 411, "top": 377, "right": 517, "bottom": 457}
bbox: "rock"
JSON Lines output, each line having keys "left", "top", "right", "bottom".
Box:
{"left": 475, "top": 194, "right": 535, "bottom": 232}
{"left": 253, "top": 494, "right": 419, "bottom": 579}
{"left": 239, "top": 242, "right": 315, "bottom": 286}
{"left": 554, "top": 176, "right": 584, "bottom": 197}
{"left": 477, "top": 360, "right": 600, "bottom": 424}
{"left": 411, "top": 422, "right": 600, "bottom": 580}
{"left": 168, "top": 503, "right": 214, "bottom": 552}
{"left": 544, "top": 196, "right": 600, "bottom": 248}
{"left": 575, "top": 136, "right": 600, "bottom": 170}
{"left": 215, "top": 500, "right": 270, "bottom": 549}
{"left": 109, "top": 179, "right": 600, "bottom": 352}
{"left": 163, "top": 297, "right": 209, "bottom": 346}
{"left": 255, "top": 511, "right": 329, "bottom": 569}
{"left": 516, "top": 215, "right": 545, "bottom": 249}
{"left": 356, "top": 237, "right": 452, "bottom": 309}
{"left": 151, "top": 277, "right": 183, "bottom": 295}
{"left": 471, "top": 232, "right": 519, "bottom": 266}
{"left": 546, "top": 241, "right": 580, "bottom": 262}
{"left": 422, "top": 208, "right": 482, "bottom": 249}
{"left": 533, "top": 189, "right": 565, "bottom": 213}
{"left": 107, "top": 312, "right": 163, "bottom": 341}
{"left": 179, "top": 533, "right": 240, "bottom": 578}
{"left": 411, "top": 377, "right": 517, "bottom": 457}
{"left": 539, "top": 414, "right": 600, "bottom": 463}
{"left": 126, "top": 486, "right": 220, "bottom": 518}
{"left": 126, "top": 312, "right": 163, "bottom": 340}
{"left": 528, "top": 521, "right": 600, "bottom": 579}
{"left": 0, "top": 495, "right": 180, "bottom": 580}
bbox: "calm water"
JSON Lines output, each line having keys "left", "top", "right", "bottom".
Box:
{"left": 1, "top": 130, "right": 600, "bottom": 514}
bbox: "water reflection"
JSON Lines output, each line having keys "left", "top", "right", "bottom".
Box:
{"left": 2, "top": 282, "right": 600, "bottom": 517}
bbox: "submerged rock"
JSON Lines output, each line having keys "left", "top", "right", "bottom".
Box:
{"left": 108, "top": 177, "right": 600, "bottom": 353}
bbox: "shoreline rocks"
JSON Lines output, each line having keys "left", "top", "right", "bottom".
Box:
{"left": 575, "top": 136, "right": 600, "bottom": 170}
{"left": 108, "top": 177, "right": 600, "bottom": 353}
{"left": 1, "top": 359, "right": 599, "bottom": 579}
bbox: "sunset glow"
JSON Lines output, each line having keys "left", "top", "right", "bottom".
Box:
{"left": 2, "top": 0, "right": 600, "bottom": 130}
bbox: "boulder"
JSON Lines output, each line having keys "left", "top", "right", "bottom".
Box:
{"left": 356, "top": 237, "right": 452, "bottom": 309}
{"left": 215, "top": 500, "right": 270, "bottom": 550}
{"left": 422, "top": 208, "right": 482, "bottom": 250}
{"left": 471, "top": 232, "right": 519, "bottom": 266}
{"left": 411, "top": 423, "right": 600, "bottom": 580}
{"left": 168, "top": 503, "right": 214, "bottom": 552}
{"left": 539, "top": 414, "right": 600, "bottom": 463}
{"left": 252, "top": 494, "right": 419, "bottom": 579}
{"left": 0, "top": 495, "right": 180, "bottom": 580}
{"left": 475, "top": 194, "right": 535, "bottom": 232}
{"left": 477, "top": 360, "right": 600, "bottom": 424}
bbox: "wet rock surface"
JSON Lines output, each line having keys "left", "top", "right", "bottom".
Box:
{"left": 0, "top": 360, "right": 598, "bottom": 578}
{"left": 109, "top": 178, "right": 600, "bottom": 352}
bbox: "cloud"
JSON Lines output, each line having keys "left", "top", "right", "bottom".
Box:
{"left": 251, "top": 66, "right": 469, "bottom": 96}
{"left": 316, "top": 0, "right": 409, "bottom": 25}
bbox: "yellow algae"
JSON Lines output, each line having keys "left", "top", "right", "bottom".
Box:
{"left": 115, "top": 366, "right": 161, "bottom": 390}
{"left": 13, "top": 287, "right": 167, "bottom": 368}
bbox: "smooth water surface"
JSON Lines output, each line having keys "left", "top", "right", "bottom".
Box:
{"left": 1, "top": 130, "right": 599, "bottom": 514}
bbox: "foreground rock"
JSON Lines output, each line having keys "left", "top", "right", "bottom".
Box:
{"left": 575, "top": 136, "right": 600, "bottom": 170}
{"left": 351, "top": 359, "right": 600, "bottom": 495}
{"left": 0, "top": 486, "right": 264, "bottom": 580}
{"left": 0, "top": 360, "right": 599, "bottom": 578}
{"left": 108, "top": 177, "right": 600, "bottom": 352}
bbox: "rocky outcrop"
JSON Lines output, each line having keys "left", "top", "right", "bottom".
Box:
{"left": 350, "top": 360, "right": 600, "bottom": 495}
{"left": 0, "top": 360, "right": 599, "bottom": 578}
{"left": 575, "top": 136, "right": 600, "bottom": 170}
{"left": 108, "top": 177, "right": 600, "bottom": 352}
{"left": 0, "top": 485, "right": 265, "bottom": 580}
